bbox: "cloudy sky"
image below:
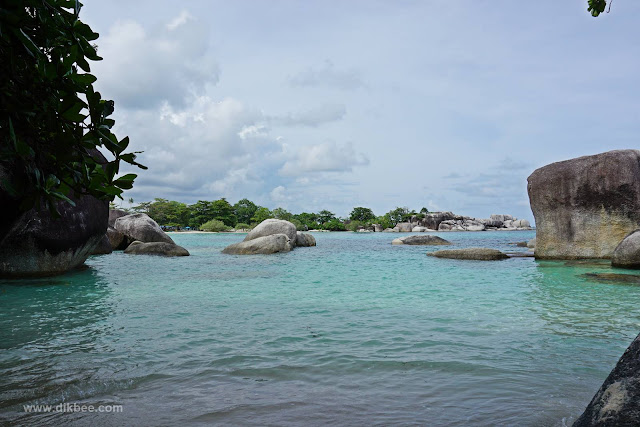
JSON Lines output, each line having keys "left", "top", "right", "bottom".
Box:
{"left": 83, "top": 1, "right": 640, "bottom": 221}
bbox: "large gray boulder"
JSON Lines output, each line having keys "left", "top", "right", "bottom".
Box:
{"left": 427, "top": 248, "right": 509, "bottom": 261}
{"left": 438, "top": 220, "right": 464, "bottom": 231}
{"left": 108, "top": 209, "right": 129, "bottom": 227}
{"left": 392, "top": 235, "right": 451, "bottom": 245}
{"left": 0, "top": 191, "right": 108, "bottom": 277}
{"left": 612, "top": 230, "right": 640, "bottom": 269}
{"left": 463, "top": 219, "right": 485, "bottom": 231}
{"left": 114, "top": 213, "right": 174, "bottom": 244}
{"left": 528, "top": 150, "right": 640, "bottom": 259}
{"left": 107, "top": 226, "right": 127, "bottom": 250}
{"left": 511, "top": 219, "right": 531, "bottom": 228}
{"left": 296, "top": 232, "right": 316, "bottom": 247}
{"left": 124, "top": 241, "right": 189, "bottom": 256}
{"left": 394, "top": 222, "right": 413, "bottom": 232}
{"left": 244, "top": 219, "right": 297, "bottom": 246}
{"left": 222, "top": 234, "right": 292, "bottom": 255}
{"left": 573, "top": 332, "right": 640, "bottom": 426}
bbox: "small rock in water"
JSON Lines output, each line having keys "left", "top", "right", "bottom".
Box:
{"left": 392, "top": 235, "right": 451, "bottom": 246}
{"left": 427, "top": 248, "right": 509, "bottom": 261}
{"left": 124, "top": 241, "right": 190, "bottom": 257}
{"left": 582, "top": 273, "right": 640, "bottom": 285}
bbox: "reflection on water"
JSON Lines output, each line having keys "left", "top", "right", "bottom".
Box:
{"left": 1, "top": 231, "right": 639, "bottom": 426}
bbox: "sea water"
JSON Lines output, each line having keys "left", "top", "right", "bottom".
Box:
{"left": 1, "top": 231, "right": 640, "bottom": 426}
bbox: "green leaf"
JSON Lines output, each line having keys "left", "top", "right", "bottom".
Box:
{"left": 101, "top": 185, "right": 123, "bottom": 196}
{"left": 113, "top": 173, "right": 137, "bottom": 189}
{"left": 70, "top": 73, "right": 97, "bottom": 84}
{"left": 76, "top": 54, "right": 91, "bottom": 72}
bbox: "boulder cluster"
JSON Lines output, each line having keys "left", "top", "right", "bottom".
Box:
{"left": 381, "top": 213, "right": 531, "bottom": 233}
{"left": 95, "top": 210, "right": 189, "bottom": 257}
{"left": 222, "top": 219, "right": 316, "bottom": 255}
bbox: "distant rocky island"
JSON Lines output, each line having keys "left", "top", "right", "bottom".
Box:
{"left": 367, "top": 212, "right": 531, "bottom": 233}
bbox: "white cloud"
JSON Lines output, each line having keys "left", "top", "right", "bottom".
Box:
{"left": 167, "top": 10, "right": 194, "bottom": 30}
{"left": 270, "top": 185, "right": 291, "bottom": 203}
{"left": 93, "top": 13, "right": 219, "bottom": 109}
{"left": 279, "top": 141, "right": 369, "bottom": 177}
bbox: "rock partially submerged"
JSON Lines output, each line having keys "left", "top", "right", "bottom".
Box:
{"left": 124, "top": 241, "right": 190, "bottom": 256}
{"left": 528, "top": 149, "right": 640, "bottom": 259}
{"left": 574, "top": 332, "right": 640, "bottom": 426}
{"left": 244, "top": 219, "right": 297, "bottom": 245}
{"left": 583, "top": 273, "right": 640, "bottom": 285}
{"left": 223, "top": 219, "right": 316, "bottom": 255}
{"left": 0, "top": 191, "right": 108, "bottom": 277}
{"left": 392, "top": 235, "right": 451, "bottom": 245}
{"left": 114, "top": 213, "right": 174, "bottom": 244}
{"left": 296, "top": 231, "right": 316, "bottom": 247}
{"left": 612, "top": 230, "right": 640, "bottom": 269}
{"left": 427, "top": 248, "right": 509, "bottom": 261}
{"left": 222, "top": 234, "right": 292, "bottom": 255}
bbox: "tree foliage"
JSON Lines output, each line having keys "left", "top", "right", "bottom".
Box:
{"left": 272, "top": 207, "right": 292, "bottom": 221}
{"left": 250, "top": 206, "right": 272, "bottom": 225}
{"left": 387, "top": 207, "right": 409, "bottom": 226}
{"left": 0, "top": 0, "right": 145, "bottom": 214}
{"left": 210, "top": 198, "right": 236, "bottom": 227}
{"left": 199, "top": 219, "right": 230, "bottom": 232}
{"left": 587, "top": 0, "right": 607, "bottom": 17}
{"left": 233, "top": 198, "right": 257, "bottom": 224}
{"left": 349, "top": 207, "right": 375, "bottom": 222}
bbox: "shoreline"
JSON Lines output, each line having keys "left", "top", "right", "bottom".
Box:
{"left": 167, "top": 229, "right": 535, "bottom": 234}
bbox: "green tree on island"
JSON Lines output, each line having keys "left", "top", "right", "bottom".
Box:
{"left": 317, "top": 210, "right": 336, "bottom": 224}
{"left": 250, "top": 207, "right": 272, "bottom": 224}
{"left": 233, "top": 198, "right": 258, "bottom": 224}
{"left": 210, "top": 198, "right": 236, "bottom": 227}
{"left": 272, "top": 207, "right": 293, "bottom": 221}
{"left": 387, "top": 207, "right": 410, "bottom": 226}
{"left": 349, "top": 207, "right": 376, "bottom": 222}
{"left": 1, "top": 0, "right": 145, "bottom": 214}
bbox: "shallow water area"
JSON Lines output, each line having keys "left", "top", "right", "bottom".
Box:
{"left": 1, "top": 230, "right": 639, "bottom": 426}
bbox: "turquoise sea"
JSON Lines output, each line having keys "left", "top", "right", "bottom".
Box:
{"left": 1, "top": 231, "right": 640, "bottom": 426}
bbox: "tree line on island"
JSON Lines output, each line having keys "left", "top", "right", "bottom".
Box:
{"left": 111, "top": 198, "right": 432, "bottom": 232}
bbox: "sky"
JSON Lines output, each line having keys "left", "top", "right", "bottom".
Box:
{"left": 81, "top": 1, "right": 640, "bottom": 222}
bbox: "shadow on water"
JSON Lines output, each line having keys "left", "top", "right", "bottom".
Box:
{"left": 0, "top": 266, "right": 118, "bottom": 420}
